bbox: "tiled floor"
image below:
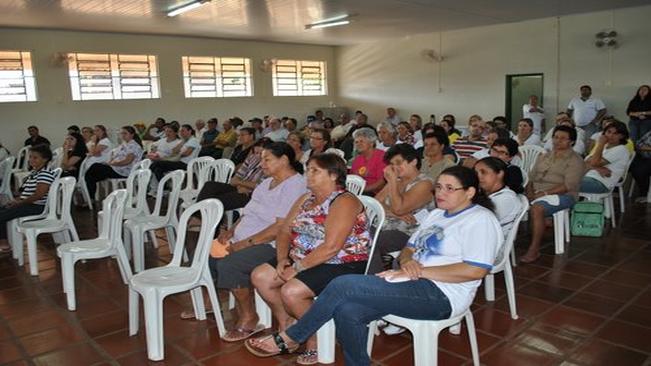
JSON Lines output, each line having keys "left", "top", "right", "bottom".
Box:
{"left": 1, "top": 201, "right": 651, "bottom": 366}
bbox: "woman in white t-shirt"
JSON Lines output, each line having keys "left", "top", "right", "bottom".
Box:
{"left": 148, "top": 124, "right": 181, "bottom": 161}
{"left": 85, "top": 125, "right": 113, "bottom": 165}
{"left": 150, "top": 124, "right": 200, "bottom": 182}
{"left": 84, "top": 126, "right": 143, "bottom": 199}
{"left": 516, "top": 118, "right": 542, "bottom": 146}
{"left": 475, "top": 157, "right": 523, "bottom": 265}
{"left": 244, "top": 166, "right": 502, "bottom": 366}
{"left": 580, "top": 121, "right": 631, "bottom": 194}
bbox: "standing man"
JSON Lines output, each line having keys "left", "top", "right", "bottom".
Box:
{"left": 523, "top": 95, "right": 545, "bottom": 135}
{"left": 567, "top": 85, "right": 607, "bottom": 145}
{"left": 384, "top": 107, "right": 401, "bottom": 127}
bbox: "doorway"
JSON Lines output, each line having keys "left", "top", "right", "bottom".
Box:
{"left": 505, "top": 74, "right": 544, "bottom": 132}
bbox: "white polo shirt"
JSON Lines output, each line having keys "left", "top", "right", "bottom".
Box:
{"left": 567, "top": 97, "right": 606, "bottom": 127}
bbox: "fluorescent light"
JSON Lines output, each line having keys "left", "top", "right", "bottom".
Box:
{"left": 167, "top": 0, "right": 208, "bottom": 17}
{"left": 305, "top": 14, "right": 352, "bottom": 30}
{"left": 307, "top": 20, "right": 350, "bottom": 29}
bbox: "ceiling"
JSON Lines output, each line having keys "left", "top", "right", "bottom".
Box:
{"left": 0, "top": 0, "right": 648, "bottom": 45}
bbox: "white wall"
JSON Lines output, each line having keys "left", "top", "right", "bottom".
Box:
{"left": 336, "top": 5, "right": 651, "bottom": 129}
{"left": 0, "top": 28, "right": 336, "bottom": 153}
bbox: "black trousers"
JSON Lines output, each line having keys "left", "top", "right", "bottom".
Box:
{"left": 150, "top": 161, "right": 187, "bottom": 181}
{"left": 196, "top": 181, "right": 250, "bottom": 211}
{"left": 631, "top": 155, "right": 651, "bottom": 196}
{"left": 84, "top": 163, "right": 125, "bottom": 199}
{"left": 0, "top": 204, "right": 45, "bottom": 239}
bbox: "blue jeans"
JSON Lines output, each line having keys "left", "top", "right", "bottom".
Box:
{"left": 629, "top": 118, "right": 651, "bottom": 143}
{"left": 285, "top": 274, "right": 452, "bottom": 366}
{"left": 534, "top": 194, "right": 575, "bottom": 217}
{"left": 579, "top": 176, "right": 610, "bottom": 194}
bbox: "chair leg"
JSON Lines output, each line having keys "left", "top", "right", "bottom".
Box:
{"left": 26, "top": 231, "right": 39, "bottom": 276}
{"left": 316, "top": 319, "right": 336, "bottom": 364}
{"left": 204, "top": 279, "right": 226, "bottom": 337}
{"left": 618, "top": 186, "right": 625, "bottom": 213}
{"left": 366, "top": 321, "right": 377, "bottom": 356}
{"left": 114, "top": 247, "right": 132, "bottom": 284}
{"left": 564, "top": 211, "right": 570, "bottom": 243}
{"left": 413, "top": 323, "right": 438, "bottom": 366}
{"left": 132, "top": 228, "right": 145, "bottom": 273}
{"left": 228, "top": 292, "right": 235, "bottom": 310}
{"left": 81, "top": 183, "right": 93, "bottom": 210}
{"left": 61, "top": 255, "right": 77, "bottom": 311}
{"left": 553, "top": 212, "right": 563, "bottom": 254}
{"left": 128, "top": 288, "right": 140, "bottom": 335}
{"left": 484, "top": 274, "right": 495, "bottom": 301}
{"left": 254, "top": 290, "right": 273, "bottom": 329}
{"left": 143, "top": 294, "right": 165, "bottom": 361}
{"left": 190, "top": 287, "right": 206, "bottom": 321}
{"left": 608, "top": 195, "right": 616, "bottom": 228}
{"left": 510, "top": 246, "right": 517, "bottom": 267}
{"left": 503, "top": 261, "right": 519, "bottom": 320}
{"left": 465, "top": 311, "right": 481, "bottom": 366}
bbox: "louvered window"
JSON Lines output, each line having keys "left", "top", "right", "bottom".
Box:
{"left": 68, "top": 53, "right": 159, "bottom": 100}
{"left": 0, "top": 50, "right": 37, "bottom": 103}
{"left": 272, "top": 60, "right": 326, "bottom": 96}
{"left": 182, "top": 56, "right": 252, "bottom": 98}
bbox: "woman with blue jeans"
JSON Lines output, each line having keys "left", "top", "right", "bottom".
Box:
{"left": 245, "top": 166, "right": 502, "bottom": 366}
{"left": 626, "top": 85, "right": 651, "bottom": 143}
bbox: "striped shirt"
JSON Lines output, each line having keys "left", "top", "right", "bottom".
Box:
{"left": 19, "top": 168, "right": 56, "bottom": 205}
{"left": 451, "top": 137, "right": 488, "bottom": 160}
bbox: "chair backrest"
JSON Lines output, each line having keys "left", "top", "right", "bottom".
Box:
{"left": 170, "top": 198, "right": 224, "bottom": 270}
{"left": 152, "top": 169, "right": 185, "bottom": 221}
{"left": 494, "top": 194, "right": 530, "bottom": 270}
{"left": 49, "top": 176, "right": 76, "bottom": 223}
{"left": 517, "top": 145, "right": 545, "bottom": 174}
{"left": 184, "top": 156, "right": 214, "bottom": 190}
{"left": 99, "top": 189, "right": 128, "bottom": 240}
{"left": 48, "top": 147, "right": 64, "bottom": 170}
{"left": 124, "top": 168, "right": 152, "bottom": 212}
{"left": 209, "top": 158, "right": 235, "bottom": 184}
{"left": 618, "top": 151, "right": 636, "bottom": 185}
{"left": 324, "top": 148, "right": 345, "bottom": 159}
{"left": 359, "top": 196, "right": 386, "bottom": 274}
{"left": 0, "top": 156, "right": 16, "bottom": 196}
{"left": 39, "top": 168, "right": 63, "bottom": 218}
{"left": 134, "top": 158, "right": 151, "bottom": 171}
{"left": 346, "top": 174, "right": 366, "bottom": 196}
{"left": 14, "top": 145, "right": 31, "bottom": 171}
{"left": 520, "top": 165, "right": 529, "bottom": 188}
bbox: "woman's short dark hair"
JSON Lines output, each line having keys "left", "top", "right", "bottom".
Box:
{"left": 181, "top": 124, "right": 195, "bottom": 135}
{"left": 30, "top": 144, "right": 53, "bottom": 163}
{"left": 492, "top": 138, "right": 519, "bottom": 157}
{"left": 442, "top": 114, "right": 456, "bottom": 126}
{"left": 385, "top": 143, "right": 422, "bottom": 169}
{"left": 67, "top": 125, "right": 81, "bottom": 134}
{"left": 519, "top": 118, "right": 534, "bottom": 128}
{"left": 553, "top": 125, "right": 577, "bottom": 143}
{"left": 475, "top": 157, "right": 524, "bottom": 193}
{"left": 306, "top": 153, "right": 347, "bottom": 188}
{"left": 311, "top": 128, "right": 332, "bottom": 148}
{"left": 424, "top": 132, "right": 450, "bottom": 148}
{"left": 122, "top": 125, "right": 143, "bottom": 147}
{"left": 604, "top": 120, "right": 630, "bottom": 145}
{"left": 165, "top": 123, "right": 179, "bottom": 134}
{"left": 398, "top": 121, "right": 413, "bottom": 133}
{"left": 239, "top": 127, "right": 256, "bottom": 136}
{"left": 254, "top": 137, "right": 273, "bottom": 148}
{"left": 263, "top": 142, "right": 303, "bottom": 174}
{"left": 439, "top": 166, "right": 494, "bottom": 211}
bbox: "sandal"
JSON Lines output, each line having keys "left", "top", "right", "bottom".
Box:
{"left": 296, "top": 349, "right": 318, "bottom": 365}
{"left": 222, "top": 324, "right": 266, "bottom": 342}
{"left": 245, "top": 332, "right": 298, "bottom": 357}
{"left": 519, "top": 253, "right": 540, "bottom": 264}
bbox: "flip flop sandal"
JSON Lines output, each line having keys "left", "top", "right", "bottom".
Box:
{"left": 245, "top": 332, "right": 298, "bottom": 357}
{"left": 222, "top": 324, "right": 266, "bottom": 342}
{"left": 519, "top": 253, "right": 540, "bottom": 264}
{"left": 296, "top": 349, "right": 318, "bottom": 365}
{"left": 179, "top": 308, "right": 214, "bottom": 320}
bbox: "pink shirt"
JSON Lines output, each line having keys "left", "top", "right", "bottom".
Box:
{"left": 351, "top": 149, "right": 386, "bottom": 189}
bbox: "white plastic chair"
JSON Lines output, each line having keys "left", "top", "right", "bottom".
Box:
{"left": 614, "top": 152, "right": 636, "bottom": 214}
{"left": 124, "top": 170, "right": 184, "bottom": 273}
{"left": 578, "top": 191, "right": 616, "bottom": 228}
{"left": 367, "top": 309, "right": 480, "bottom": 366}
{"left": 0, "top": 156, "right": 16, "bottom": 199}
{"left": 12, "top": 145, "right": 32, "bottom": 189}
{"left": 553, "top": 208, "right": 571, "bottom": 254}
{"left": 128, "top": 198, "right": 226, "bottom": 361}
{"left": 57, "top": 189, "right": 131, "bottom": 311}
{"left": 484, "top": 195, "right": 529, "bottom": 320}
{"left": 345, "top": 174, "right": 366, "bottom": 196}
{"left": 17, "top": 176, "right": 79, "bottom": 276}
{"left": 75, "top": 158, "right": 94, "bottom": 209}
{"left": 324, "top": 148, "right": 345, "bottom": 159}
{"left": 178, "top": 156, "right": 214, "bottom": 209}
{"left": 47, "top": 147, "right": 64, "bottom": 170}
{"left": 315, "top": 196, "right": 386, "bottom": 364}
{"left": 518, "top": 145, "right": 545, "bottom": 175}
{"left": 209, "top": 158, "right": 235, "bottom": 184}
{"left": 108, "top": 158, "right": 151, "bottom": 191}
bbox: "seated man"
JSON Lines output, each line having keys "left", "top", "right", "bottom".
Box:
{"left": 451, "top": 117, "right": 488, "bottom": 161}
{"left": 198, "top": 118, "right": 220, "bottom": 157}
{"left": 142, "top": 117, "right": 166, "bottom": 141}
{"left": 462, "top": 127, "right": 510, "bottom": 167}
{"left": 24, "top": 125, "right": 50, "bottom": 147}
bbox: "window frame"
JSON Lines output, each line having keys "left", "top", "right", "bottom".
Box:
{"left": 272, "top": 59, "right": 327, "bottom": 97}
{"left": 181, "top": 56, "right": 253, "bottom": 98}
{"left": 0, "top": 50, "right": 38, "bottom": 103}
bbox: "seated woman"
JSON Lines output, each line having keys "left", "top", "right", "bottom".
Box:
{"left": 586, "top": 117, "right": 635, "bottom": 156}
{"left": 85, "top": 125, "right": 113, "bottom": 166}
{"left": 350, "top": 127, "right": 387, "bottom": 195}
{"left": 420, "top": 132, "right": 455, "bottom": 182}
{"left": 376, "top": 122, "right": 397, "bottom": 152}
{"left": 250, "top": 153, "right": 371, "bottom": 365}
{"left": 300, "top": 128, "right": 331, "bottom": 167}
{"left": 580, "top": 120, "right": 630, "bottom": 194}
{"left": 543, "top": 113, "right": 586, "bottom": 155}
{"left": 631, "top": 129, "right": 651, "bottom": 203}
{"left": 488, "top": 138, "right": 525, "bottom": 194}
{"left": 521, "top": 126, "right": 585, "bottom": 263}
{"left": 245, "top": 166, "right": 501, "bottom": 366}
{"left": 287, "top": 132, "right": 306, "bottom": 165}
{"left": 516, "top": 118, "right": 542, "bottom": 146}
{"left": 0, "top": 145, "right": 56, "bottom": 253}
{"left": 81, "top": 126, "right": 94, "bottom": 151}
{"left": 368, "top": 144, "right": 435, "bottom": 274}
{"left": 474, "top": 157, "right": 523, "bottom": 263}
{"left": 149, "top": 124, "right": 200, "bottom": 182}
{"left": 396, "top": 121, "right": 415, "bottom": 146}
{"left": 439, "top": 114, "right": 462, "bottom": 145}
{"left": 181, "top": 143, "right": 307, "bottom": 339}
{"left": 409, "top": 114, "right": 424, "bottom": 148}
{"left": 60, "top": 132, "right": 88, "bottom": 178}
{"left": 193, "top": 138, "right": 272, "bottom": 214}
{"left": 148, "top": 124, "right": 181, "bottom": 162}
{"left": 84, "top": 126, "right": 143, "bottom": 200}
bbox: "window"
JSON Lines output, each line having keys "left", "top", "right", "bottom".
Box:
{"left": 0, "top": 50, "right": 37, "bottom": 103}
{"left": 182, "top": 56, "right": 252, "bottom": 98}
{"left": 67, "top": 53, "right": 159, "bottom": 101}
{"left": 272, "top": 59, "right": 326, "bottom": 96}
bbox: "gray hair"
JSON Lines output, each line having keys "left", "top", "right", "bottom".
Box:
{"left": 352, "top": 127, "right": 378, "bottom": 143}
{"left": 376, "top": 122, "right": 397, "bottom": 135}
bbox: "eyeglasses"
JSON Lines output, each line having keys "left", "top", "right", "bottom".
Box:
{"left": 434, "top": 184, "right": 465, "bottom": 193}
